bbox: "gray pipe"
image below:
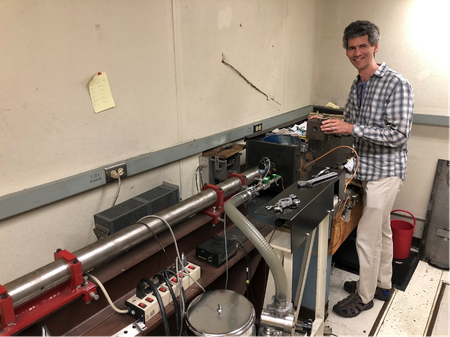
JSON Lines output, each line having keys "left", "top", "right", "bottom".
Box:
{"left": 4, "top": 168, "right": 259, "bottom": 308}
{"left": 224, "top": 191, "right": 289, "bottom": 310}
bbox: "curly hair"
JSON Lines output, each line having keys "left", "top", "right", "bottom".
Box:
{"left": 343, "top": 20, "right": 380, "bottom": 49}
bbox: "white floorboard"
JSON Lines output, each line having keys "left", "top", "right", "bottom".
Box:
{"left": 376, "top": 261, "right": 441, "bottom": 336}
{"left": 431, "top": 283, "right": 449, "bottom": 337}
{"left": 326, "top": 268, "right": 384, "bottom": 336}
{"left": 326, "top": 261, "right": 449, "bottom": 337}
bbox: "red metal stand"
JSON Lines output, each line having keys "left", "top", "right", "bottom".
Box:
{"left": 0, "top": 286, "right": 14, "bottom": 331}
{"left": 201, "top": 183, "right": 230, "bottom": 224}
{"left": 0, "top": 250, "right": 97, "bottom": 336}
{"left": 54, "top": 249, "right": 84, "bottom": 289}
{"left": 228, "top": 172, "right": 248, "bottom": 187}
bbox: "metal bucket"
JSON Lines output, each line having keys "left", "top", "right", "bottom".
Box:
{"left": 185, "top": 289, "right": 255, "bottom": 336}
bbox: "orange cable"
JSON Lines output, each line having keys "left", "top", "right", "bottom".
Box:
{"left": 302, "top": 145, "right": 359, "bottom": 192}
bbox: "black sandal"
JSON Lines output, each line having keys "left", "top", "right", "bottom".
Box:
{"left": 344, "top": 280, "right": 393, "bottom": 301}
{"left": 333, "top": 293, "right": 374, "bottom": 318}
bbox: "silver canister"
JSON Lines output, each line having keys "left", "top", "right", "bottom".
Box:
{"left": 185, "top": 289, "right": 255, "bottom": 336}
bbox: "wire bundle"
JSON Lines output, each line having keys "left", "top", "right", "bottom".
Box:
{"left": 194, "top": 165, "right": 206, "bottom": 193}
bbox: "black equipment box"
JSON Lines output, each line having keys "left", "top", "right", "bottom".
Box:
{"left": 94, "top": 182, "right": 179, "bottom": 237}
{"left": 245, "top": 106, "right": 353, "bottom": 191}
{"left": 196, "top": 235, "right": 238, "bottom": 268}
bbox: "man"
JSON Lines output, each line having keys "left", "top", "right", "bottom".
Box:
{"left": 320, "top": 20, "right": 414, "bottom": 317}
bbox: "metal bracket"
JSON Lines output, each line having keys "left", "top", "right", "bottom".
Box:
{"left": 228, "top": 172, "right": 248, "bottom": 186}
{"left": 54, "top": 249, "right": 84, "bottom": 289}
{"left": 436, "top": 228, "right": 449, "bottom": 240}
{"left": 112, "top": 320, "right": 147, "bottom": 337}
{"left": 201, "top": 183, "right": 228, "bottom": 224}
{"left": 0, "top": 285, "right": 14, "bottom": 329}
{"left": 212, "top": 156, "right": 227, "bottom": 171}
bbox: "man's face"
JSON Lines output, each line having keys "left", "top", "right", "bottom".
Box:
{"left": 346, "top": 35, "right": 378, "bottom": 71}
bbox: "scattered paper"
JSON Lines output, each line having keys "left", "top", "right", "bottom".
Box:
{"left": 326, "top": 102, "right": 341, "bottom": 110}
{"left": 89, "top": 72, "right": 116, "bottom": 113}
{"left": 345, "top": 158, "right": 355, "bottom": 172}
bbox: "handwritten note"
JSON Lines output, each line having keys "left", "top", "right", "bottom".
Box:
{"left": 89, "top": 72, "right": 116, "bottom": 113}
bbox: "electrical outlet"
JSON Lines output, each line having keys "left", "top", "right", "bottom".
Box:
{"left": 199, "top": 156, "right": 209, "bottom": 168}
{"left": 125, "top": 262, "right": 201, "bottom": 324}
{"left": 253, "top": 123, "right": 263, "bottom": 133}
{"left": 125, "top": 294, "right": 159, "bottom": 323}
{"left": 105, "top": 163, "right": 127, "bottom": 183}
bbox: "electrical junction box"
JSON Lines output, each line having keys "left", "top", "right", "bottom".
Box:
{"left": 196, "top": 235, "right": 238, "bottom": 268}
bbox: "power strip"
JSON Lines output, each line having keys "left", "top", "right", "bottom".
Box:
{"left": 125, "top": 262, "right": 201, "bottom": 324}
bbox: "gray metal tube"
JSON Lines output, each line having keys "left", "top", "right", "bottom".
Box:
{"left": 224, "top": 192, "right": 289, "bottom": 309}
{"left": 4, "top": 168, "right": 259, "bottom": 308}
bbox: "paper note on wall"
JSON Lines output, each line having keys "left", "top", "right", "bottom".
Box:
{"left": 89, "top": 72, "right": 116, "bottom": 113}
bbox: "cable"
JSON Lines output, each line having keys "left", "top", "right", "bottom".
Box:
{"left": 137, "top": 214, "right": 190, "bottom": 323}
{"left": 233, "top": 239, "right": 254, "bottom": 302}
{"left": 140, "top": 278, "right": 171, "bottom": 336}
{"left": 195, "top": 166, "right": 200, "bottom": 193}
{"left": 261, "top": 157, "right": 271, "bottom": 179}
{"left": 199, "top": 166, "right": 204, "bottom": 189}
{"left": 136, "top": 222, "right": 173, "bottom": 266}
{"left": 86, "top": 274, "right": 128, "bottom": 314}
{"left": 165, "top": 269, "right": 185, "bottom": 335}
{"left": 268, "top": 227, "right": 277, "bottom": 243}
{"left": 111, "top": 172, "right": 122, "bottom": 207}
{"left": 136, "top": 214, "right": 205, "bottom": 332}
{"left": 155, "top": 273, "right": 181, "bottom": 336}
{"left": 223, "top": 216, "right": 229, "bottom": 290}
{"left": 176, "top": 256, "right": 206, "bottom": 293}
{"left": 302, "top": 145, "right": 359, "bottom": 192}
{"left": 138, "top": 215, "right": 183, "bottom": 267}
{"left": 195, "top": 165, "right": 206, "bottom": 194}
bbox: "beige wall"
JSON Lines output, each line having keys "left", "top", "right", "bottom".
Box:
{"left": 0, "top": 0, "right": 317, "bottom": 285}
{"left": 0, "top": 0, "right": 448, "bottom": 286}
{"left": 311, "top": 0, "right": 449, "bottom": 237}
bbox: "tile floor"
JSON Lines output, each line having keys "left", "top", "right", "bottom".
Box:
{"left": 325, "top": 261, "right": 449, "bottom": 336}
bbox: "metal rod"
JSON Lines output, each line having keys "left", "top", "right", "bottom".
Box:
{"left": 4, "top": 168, "right": 258, "bottom": 308}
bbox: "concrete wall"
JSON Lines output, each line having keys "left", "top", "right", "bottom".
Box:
{"left": 1, "top": 0, "right": 448, "bottom": 286}
{"left": 0, "top": 0, "right": 317, "bottom": 285}
{"left": 311, "top": 0, "right": 449, "bottom": 238}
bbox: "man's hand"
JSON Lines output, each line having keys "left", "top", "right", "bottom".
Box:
{"left": 320, "top": 118, "right": 353, "bottom": 135}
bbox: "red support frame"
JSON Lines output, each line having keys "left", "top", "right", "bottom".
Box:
{"left": 0, "top": 286, "right": 14, "bottom": 330}
{"left": 54, "top": 249, "right": 84, "bottom": 289}
{"left": 201, "top": 183, "right": 229, "bottom": 224}
{"left": 201, "top": 174, "right": 249, "bottom": 224}
{"left": 228, "top": 172, "right": 248, "bottom": 187}
{"left": 0, "top": 250, "right": 97, "bottom": 336}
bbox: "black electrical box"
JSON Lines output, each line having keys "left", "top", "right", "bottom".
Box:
{"left": 196, "top": 235, "right": 238, "bottom": 268}
{"left": 245, "top": 105, "right": 353, "bottom": 190}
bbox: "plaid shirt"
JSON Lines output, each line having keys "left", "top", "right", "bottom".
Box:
{"left": 344, "top": 63, "right": 414, "bottom": 181}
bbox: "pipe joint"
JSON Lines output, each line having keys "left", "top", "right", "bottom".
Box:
{"left": 260, "top": 308, "right": 295, "bottom": 333}
{"left": 270, "top": 300, "right": 293, "bottom": 315}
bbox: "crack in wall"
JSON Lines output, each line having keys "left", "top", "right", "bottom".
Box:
{"left": 222, "top": 54, "right": 281, "bottom": 106}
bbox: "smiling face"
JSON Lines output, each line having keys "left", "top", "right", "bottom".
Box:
{"left": 346, "top": 35, "right": 379, "bottom": 74}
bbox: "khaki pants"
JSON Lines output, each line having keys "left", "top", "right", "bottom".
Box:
{"left": 356, "top": 176, "right": 403, "bottom": 304}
